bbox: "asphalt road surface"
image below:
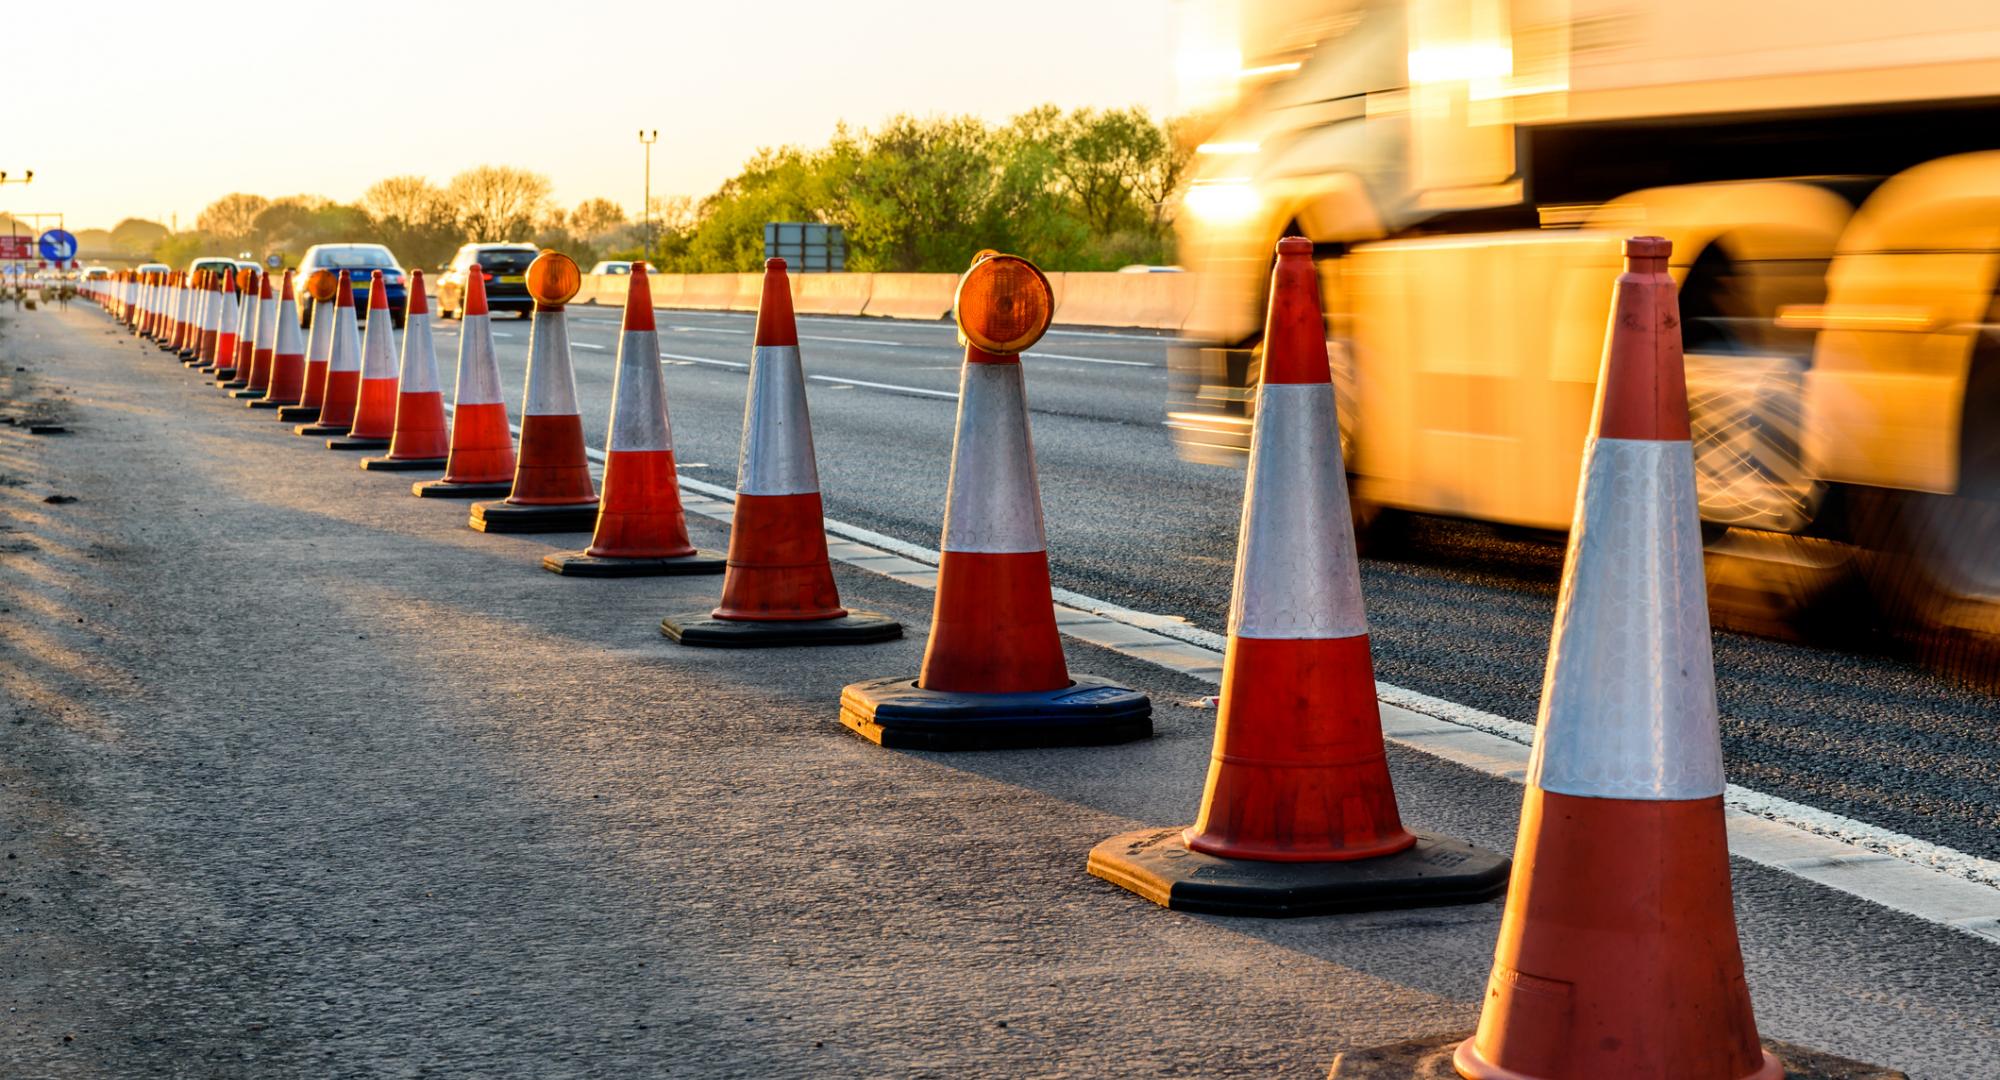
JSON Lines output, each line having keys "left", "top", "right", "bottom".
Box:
{"left": 428, "top": 299, "right": 2000, "bottom": 864}
{"left": 0, "top": 302, "right": 1995, "bottom": 1077}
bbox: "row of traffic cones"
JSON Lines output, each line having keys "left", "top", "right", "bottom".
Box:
{"left": 78, "top": 236, "right": 1885, "bottom": 1079}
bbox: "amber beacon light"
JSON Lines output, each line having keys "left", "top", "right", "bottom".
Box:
{"left": 526, "top": 250, "right": 581, "bottom": 309}
{"left": 953, "top": 251, "right": 1053, "bottom": 355}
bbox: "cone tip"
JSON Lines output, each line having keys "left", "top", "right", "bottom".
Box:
{"left": 337, "top": 273, "right": 355, "bottom": 307}
{"left": 766, "top": 257, "right": 788, "bottom": 273}
{"left": 280, "top": 269, "right": 295, "bottom": 301}
{"left": 622, "top": 264, "right": 655, "bottom": 332}
{"left": 407, "top": 269, "right": 428, "bottom": 315}
{"left": 464, "top": 262, "right": 488, "bottom": 316}
{"left": 369, "top": 271, "right": 388, "bottom": 310}
{"left": 753, "top": 259, "right": 798, "bottom": 346}
{"left": 1624, "top": 235, "right": 1671, "bottom": 260}
{"left": 1598, "top": 235, "right": 1690, "bottom": 441}
{"left": 1260, "top": 236, "right": 1329, "bottom": 384}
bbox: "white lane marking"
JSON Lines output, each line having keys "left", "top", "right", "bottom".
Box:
{"left": 493, "top": 332, "right": 518, "bottom": 340}
{"left": 802, "top": 334, "right": 904, "bottom": 347}
{"left": 655, "top": 455, "right": 2000, "bottom": 943}
{"left": 1025, "top": 351, "right": 1152, "bottom": 368}
{"left": 659, "top": 351, "right": 746, "bottom": 370}
{"left": 672, "top": 326, "right": 749, "bottom": 335}
{"left": 806, "top": 374, "right": 955, "bottom": 399}
{"left": 575, "top": 342, "right": 607, "bottom": 351}
{"left": 575, "top": 306, "right": 1175, "bottom": 344}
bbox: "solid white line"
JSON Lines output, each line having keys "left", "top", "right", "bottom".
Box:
{"left": 1025, "top": 351, "right": 1152, "bottom": 368}
{"left": 806, "top": 374, "right": 956, "bottom": 399}
{"left": 658, "top": 351, "right": 747, "bottom": 370}
{"left": 802, "top": 334, "right": 904, "bottom": 347}
{"left": 672, "top": 326, "right": 749, "bottom": 335}
{"left": 574, "top": 342, "right": 607, "bottom": 351}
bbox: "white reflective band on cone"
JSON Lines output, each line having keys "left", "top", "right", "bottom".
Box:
{"left": 399, "top": 314, "right": 440, "bottom": 394}
{"left": 607, "top": 329, "right": 672, "bottom": 452}
{"left": 255, "top": 293, "right": 276, "bottom": 353}
{"left": 306, "top": 301, "right": 333, "bottom": 368}
{"left": 360, "top": 305, "right": 397, "bottom": 379}
{"left": 273, "top": 296, "right": 302, "bottom": 357}
{"left": 940, "top": 362, "right": 1047, "bottom": 555}
{"left": 329, "top": 301, "right": 361, "bottom": 372}
{"left": 522, "top": 310, "right": 579, "bottom": 416}
{"left": 1529, "top": 436, "right": 1726, "bottom": 801}
{"left": 1229, "top": 382, "right": 1367, "bottom": 640}
{"left": 237, "top": 289, "right": 257, "bottom": 352}
{"left": 454, "top": 314, "right": 503, "bottom": 406}
{"left": 738, "top": 344, "right": 820, "bottom": 496}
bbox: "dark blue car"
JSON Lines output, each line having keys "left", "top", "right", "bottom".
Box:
{"left": 294, "top": 243, "right": 409, "bottom": 328}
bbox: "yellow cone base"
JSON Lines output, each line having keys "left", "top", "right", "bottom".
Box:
{"left": 1325, "top": 1033, "right": 1903, "bottom": 1080}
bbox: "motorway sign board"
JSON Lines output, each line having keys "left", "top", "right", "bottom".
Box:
{"left": 39, "top": 229, "right": 79, "bottom": 264}
{"left": 0, "top": 235, "right": 35, "bottom": 260}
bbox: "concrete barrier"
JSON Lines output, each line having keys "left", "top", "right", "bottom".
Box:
{"left": 731, "top": 272, "right": 764, "bottom": 312}
{"left": 679, "top": 273, "right": 739, "bottom": 310}
{"left": 649, "top": 272, "right": 687, "bottom": 309}
{"left": 793, "top": 272, "right": 874, "bottom": 316}
{"left": 1051, "top": 271, "right": 1194, "bottom": 330}
{"left": 860, "top": 273, "right": 957, "bottom": 321}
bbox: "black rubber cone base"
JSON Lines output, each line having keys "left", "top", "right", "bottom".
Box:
{"left": 838, "top": 675, "right": 1150, "bottom": 750}
{"left": 293, "top": 422, "right": 350, "bottom": 437}
{"left": 275, "top": 404, "right": 320, "bottom": 421}
{"left": 468, "top": 500, "right": 599, "bottom": 534}
{"left": 544, "top": 549, "right": 726, "bottom": 577}
{"left": 1089, "top": 828, "right": 1507, "bottom": 919}
{"left": 663, "top": 610, "right": 900, "bottom": 646}
{"left": 230, "top": 388, "right": 265, "bottom": 399}
{"left": 325, "top": 434, "right": 390, "bottom": 451}
{"left": 247, "top": 398, "right": 292, "bottom": 410}
{"left": 211, "top": 370, "right": 238, "bottom": 384}
{"left": 1326, "top": 1032, "right": 1905, "bottom": 1079}
{"left": 360, "top": 455, "right": 447, "bottom": 472}
{"left": 219, "top": 379, "right": 248, "bottom": 390}
{"left": 412, "top": 478, "right": 514, "bottom": 498}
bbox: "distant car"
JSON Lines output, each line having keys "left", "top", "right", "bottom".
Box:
{"left": 436, "top": 243, "right": 539, "bottom": 320}
{"left": 293, "top": 243, "right": 408, "bottom": 328}
{"left": 82, "top": 267, "right": 112, "bottom": 280}
{"left": 588, "top": 260, "right": 632, "bottom": 275}
{"left": 187, "top": 256, "right": 239, "bottom": 281}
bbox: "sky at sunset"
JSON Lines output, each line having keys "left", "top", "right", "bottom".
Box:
{"left": 9, "top": 1, "right": 1179, "bottom": 233}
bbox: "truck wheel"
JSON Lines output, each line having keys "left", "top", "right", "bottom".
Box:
{"left": 1852, "top": 330, "right": 2000, "bottom": 684}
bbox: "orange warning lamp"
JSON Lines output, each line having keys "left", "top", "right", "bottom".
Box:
{"left": 307, "top": 268, "right": 338, "bottom": 303}
{"left": 954, "top": 251, "right": 1053, "bottom": 355}
{"left": 526, "top": 250, "right": 581, "bottom": 308}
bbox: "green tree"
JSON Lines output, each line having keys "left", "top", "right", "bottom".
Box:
{"left": 108, "top": 218, "right": 169, "bottom": 256}
{"left": 196, "top": 193, "right": 270, "bottom": 249}
{"left": 447, "top": 166, "right": 550, "bottom": 242}
{"left": 363, "top": 176, "right": 459, "bottom": 269}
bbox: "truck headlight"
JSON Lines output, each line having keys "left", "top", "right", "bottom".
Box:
{"left": 1185, "top": 179, "right": 1261, "bottom": 225}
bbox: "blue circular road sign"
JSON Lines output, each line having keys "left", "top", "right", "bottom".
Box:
{"left": 39, "top": 229, "right": 78, "bottom": 263}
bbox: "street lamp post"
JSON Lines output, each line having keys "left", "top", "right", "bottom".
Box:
{"left": 638, "top": 130, "right": 658, "bottom": 267}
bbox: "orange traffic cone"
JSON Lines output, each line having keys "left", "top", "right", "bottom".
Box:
{"left": 232, "top": 271, "right": 277, "bottom": 399}
{"left": 660, "top": 258, "right": 897, "bottom": 639}
{"left": 218, "top": 269, "right": 257, "bottom": 387}
{"left": 201, "top": 270, "right": 240, "bottom": 375}
{"left": 413, "top": 262, "right": 515, "bottom": 498}
{"left": 327, "top": 271, "right": 397, "bottom": 450}
{"left": 362, "top": 270, "right": 448, "bottom": 471}
{"left": 277, "top": 270, "right": 339, "bottom": 421}
{"left": 544, "top": 265, "right": 724, "bottom": 576}
{"left": 1449, "top": 237, "right": 1780, "bottom": 1079}
{"left": 253, "top": 271, "right": 306, "bottom": 410}
{"left": 837, "top": 252, "right": 1145, "bottom": 748}
{"left": 295, "top": 270, "right": 362, "bottom": 437}
{"left": 1086, "top": 237, "right": 1507, "bottom": 916}
{"left": 189, "top": 271, "right": 225, "bottom": 368}
{"left": 180, "top": 271, "right": 206, "bottom": 359}
{"left": 469, "top": 251, "right": 599, "bottom": 532}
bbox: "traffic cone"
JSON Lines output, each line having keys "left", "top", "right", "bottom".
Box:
{"left": 200, "top": 270, "right": 239, "bottom": 375}
{"left": 660, "top": 258, "right": 895, "bottom": 634}
{"left": 413, "top": 262, "right": 515, "bottom": 498}
{"left": 1086, "top": 237, "right": 1507, "bottom": 916}
{"left": 253, "top": 271, "right": 305, "bottom": 410}
{"left": 278, "top": 270, "right": 339, "bottom": 421}
{"left": 468, "top": 251, "right": 599, "bottom": 532}
{"left": 1445, "top": 236, "right": 1783, "bottom": 1079}
{"left": 232, "top": 271, "right": 277, "bottom": 399}
{"left": 294, "top": 271, "right": 361, "bottom": 437}
{"left": 326, "top": 271, "right": 397, "bottom": 450}
{"left": 161, "top": 273, "right": 183, "bottom": 351}
{"left": 183, "top": 271, "right": 216, "bottom": 364}
{"left": 362, "top": 270, "right": 449, "bottom": 471}
{"left": 218, "top": 269, "right": 257, "bottom": 387}
{"left": 545, "top": 265, "right": 724, "bottom": 576}
{"left": 836, "top": 252, "right": 1144, "bottom": 748}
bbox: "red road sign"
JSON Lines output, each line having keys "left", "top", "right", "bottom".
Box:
{"left": 0, "top": 235, "right": 35, "bottom": 260}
